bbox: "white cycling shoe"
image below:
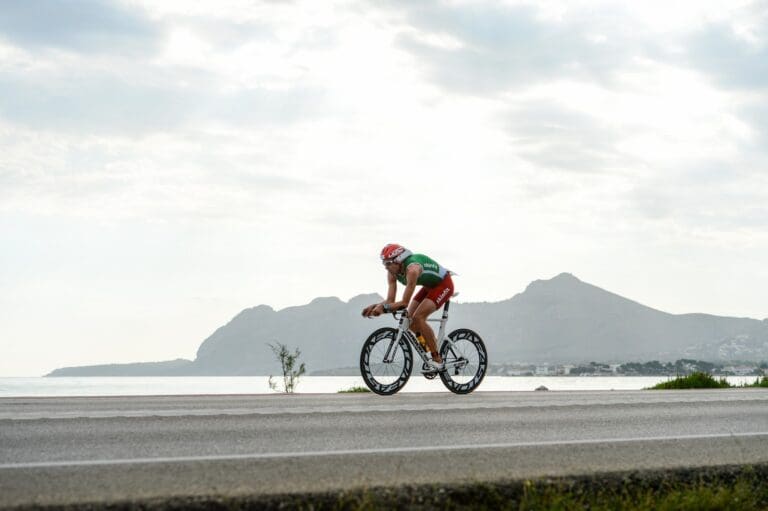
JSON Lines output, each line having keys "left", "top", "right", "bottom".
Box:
{"left": 424, "top": 359, "right": 445, "bottom": 372}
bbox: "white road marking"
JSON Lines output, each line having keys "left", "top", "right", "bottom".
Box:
{"left": 1, "top": 431, "right": 766, "bottom": 470}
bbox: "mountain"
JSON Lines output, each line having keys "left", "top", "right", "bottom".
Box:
{"left": 187, "top": 294, "right": 391, "bottom": 375}
{"left": 47, "top": 273, "right": 768, "bottom": 376}
{"left": 47, "top": 358, "right": 193, "bottom": 377}
{"left": 448, "top": 273, "right": 768, "bottom": 363}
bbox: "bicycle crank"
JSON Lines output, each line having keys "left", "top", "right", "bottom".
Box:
{"left": 421, "top": 363, "right": 438, "bottom": 379}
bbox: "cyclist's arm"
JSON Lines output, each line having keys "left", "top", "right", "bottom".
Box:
{"left": 385, "top": 272, "right": 397, "bottom": 303}
{"left": 363, "top": 272, "right": 398, "bottom": 317}
{"left": 392, "top": 264, "right": 421, "bottom": 310}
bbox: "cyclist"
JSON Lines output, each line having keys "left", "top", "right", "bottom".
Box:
{"left": 362, "top": 243, "right": 454, "bottom": 371}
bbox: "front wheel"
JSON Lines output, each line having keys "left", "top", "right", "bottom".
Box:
{"left": 439, "top": 328, "right": 488, "bottom": 394}
{"left": 360, "top": 327, "right": 413, "bottom": 395}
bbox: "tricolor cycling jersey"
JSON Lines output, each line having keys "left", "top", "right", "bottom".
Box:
{"left": 396, "top": 253, "right": 449, "bottom": 287}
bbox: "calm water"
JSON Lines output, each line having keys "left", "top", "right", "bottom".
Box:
{"left": 0, "top": 376, "right": 759, "bottom": 397}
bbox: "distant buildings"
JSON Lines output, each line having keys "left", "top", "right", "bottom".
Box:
{"left": 488, "top": 360, "right": 765, "bottom": 377}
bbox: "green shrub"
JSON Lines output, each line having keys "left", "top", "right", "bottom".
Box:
{"left": 338, "top": 386, "right": 371, "bottom": 393}
{"left": 267, "top": 342, "right": 306, "bottom": 393}
{"left": 648, "top": 372, "right": 731, "bottom": 390}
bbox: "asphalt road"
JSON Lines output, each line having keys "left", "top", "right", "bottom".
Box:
{"left": 1, "top": 389, "right": 767, "bottom": 508}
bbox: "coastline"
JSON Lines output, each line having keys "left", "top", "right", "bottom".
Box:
{"left": 0, "top": 375, "right": 762, "bottom": 398}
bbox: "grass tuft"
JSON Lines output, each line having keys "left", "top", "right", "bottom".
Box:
{"left": 126, "top": 464, "right": 768, "bottom": 510}
{"left": 326, "top": 466, "right": 768, "bottom": 511}
{"left": 338, "top": 385, "right": 371, "bottom": 393}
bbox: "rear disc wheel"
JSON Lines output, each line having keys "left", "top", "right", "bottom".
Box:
{"left": 439, "top": 328, "right": 487, "bottom": 394}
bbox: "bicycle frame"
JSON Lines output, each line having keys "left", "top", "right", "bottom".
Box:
{"left": 383, "top": 301, "right": 464, "bottom": 371}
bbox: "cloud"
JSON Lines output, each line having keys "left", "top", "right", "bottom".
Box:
{"left": 0, "top": 0, "right": 162, "bottom": 56}
{"left": 390, "top": 1, "right": 644, "bottom": 95}
{"left": 627, "top": 158, "right": 768, "bottom": 236}
{"left": 740, "top": 103, "right": 768, "bottom": 151}
{"left": 390, "top": 1, "right": 768, "bottom": 99}
{"left": 0, "top": 69, "right": 327, "bottom": 135}
{"left": 684, "top": 24, "right": 768, "bottom": 90}
{"left": 0, "top": 0, "right": 329, "bottom": 136}
{"left": 503, "top": 100, "right": 623, "bottom": 174}
{"left": 0, "top": 72, "right": 195, "bottom": 135}
{"left": 0, "top": 117, "right": 322, "bottom": 224}
{"left": 172, "top": 16, "right": 275, "bottom": 52}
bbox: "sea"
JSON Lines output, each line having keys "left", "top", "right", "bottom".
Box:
{"left": 0, "top": 376, "right": 760, "bottom": 397}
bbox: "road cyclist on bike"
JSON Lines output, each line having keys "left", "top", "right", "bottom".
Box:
{"left": 361, "top": 243, "right": 454, "bottom": 372}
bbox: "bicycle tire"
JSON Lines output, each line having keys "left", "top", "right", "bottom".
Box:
{"left": 439, "top": 328, "right": 488, "bottom": 394}
{"left": 360, "top": 327, "right": 413, "bottom": 395}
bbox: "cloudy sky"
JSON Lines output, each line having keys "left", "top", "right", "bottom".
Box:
{"left": 1, "top": 0, "right": 767, "bottom": 376}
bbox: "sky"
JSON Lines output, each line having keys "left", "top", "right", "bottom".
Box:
{"left": 1, "top": 0, "right": 767, "bottom": 376}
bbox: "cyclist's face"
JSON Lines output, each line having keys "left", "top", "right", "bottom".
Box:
{"left": 384, "top": 261, "right": 400, "bottom": 274}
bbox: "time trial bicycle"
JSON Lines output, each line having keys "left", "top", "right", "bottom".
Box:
{"left": 359, "top": 296, "right": 487, "bottom": 395}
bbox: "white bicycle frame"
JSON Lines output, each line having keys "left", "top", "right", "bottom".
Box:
{"left": 384, "top": 295, "right": 466, "bottom": 372}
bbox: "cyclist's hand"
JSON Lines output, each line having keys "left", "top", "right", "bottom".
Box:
{"left": 362, "top": 304, "right": 382, "bottom": 317}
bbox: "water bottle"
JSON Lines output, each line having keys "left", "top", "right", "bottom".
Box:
{"left": 416, "top": 332, "right": 428, "bottom": 350}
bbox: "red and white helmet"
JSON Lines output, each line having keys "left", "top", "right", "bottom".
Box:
{"left": 380, "top": 243, "right": 412, "bottom": 264}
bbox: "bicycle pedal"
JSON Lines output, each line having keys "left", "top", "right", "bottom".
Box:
{"left": 423, "top": 371, "right": 438, "bottom": 380}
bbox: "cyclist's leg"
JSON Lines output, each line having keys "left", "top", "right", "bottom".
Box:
{"left": 412, "top": 276, "right": 454, "bottom": 363}
{"left": 408, "top": 287, "right": 427, "bottom": 317}
{"left": 408, "top": 286, "right": 429, "bottom": 318}
{"left": 411, "top": 299, "right": 440, "bottom": 362}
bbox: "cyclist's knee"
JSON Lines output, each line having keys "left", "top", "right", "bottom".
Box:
{"left": 411, "top": 314, "right": 428, "bottom": 328}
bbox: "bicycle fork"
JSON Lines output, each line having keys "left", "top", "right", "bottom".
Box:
{"left": 383, "top": 315, "right": 420, "bottom": 363}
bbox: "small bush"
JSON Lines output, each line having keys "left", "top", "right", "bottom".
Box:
{"left": 648, "top": 372, "right": 731, "bottom": 390}
{"left": 267, "top": 342, "right": 306, "bottom": 393}
{"left": 338, "top": 386, "right": 371, "bottom": 393}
